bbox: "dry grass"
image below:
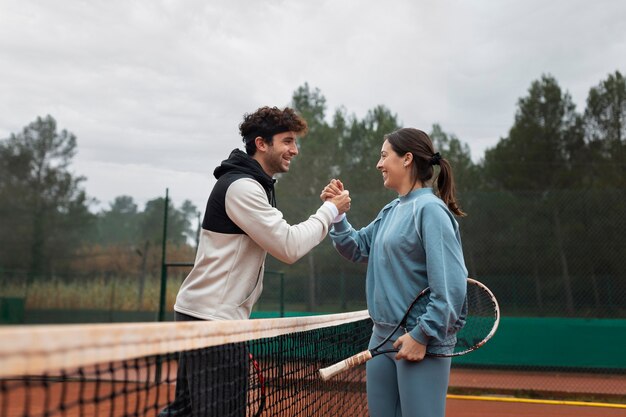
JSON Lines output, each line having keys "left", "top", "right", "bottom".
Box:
{"left": 1, "top": 276, "right": 183, "bottom": 311}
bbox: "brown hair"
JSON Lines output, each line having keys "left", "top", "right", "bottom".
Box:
{"left": 239, "top": 106, "right": 308, "bottom": 155}
{"left": 385, "top": 128, "right": 466, "bottom": 216}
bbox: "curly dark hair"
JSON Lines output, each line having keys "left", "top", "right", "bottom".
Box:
{"left": 239, "top": 106, "right": 308, "bottom": 155}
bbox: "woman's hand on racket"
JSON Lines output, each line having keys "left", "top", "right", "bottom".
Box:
{"left": 393, "top": 333, "right": 427, "bottom": 362}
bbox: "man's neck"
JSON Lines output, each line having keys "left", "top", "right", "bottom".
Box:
{"left": 252, "top": 154, "right": 274, "bottom": 177}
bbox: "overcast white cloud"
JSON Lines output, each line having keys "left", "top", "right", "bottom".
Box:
{"left": 1, "top": 0, "right": 625, "bottom": 212}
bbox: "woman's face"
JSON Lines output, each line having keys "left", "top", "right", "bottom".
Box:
{"left": 376, "top": 139, "right": 409, "bottom": 193}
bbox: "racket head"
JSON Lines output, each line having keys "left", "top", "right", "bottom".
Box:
{"left": 430, "top": 278, "right": 500, "bottom": 357}
{"left": 374, "top": 277, "right": 500, "bottom": 358}
{"left": 318, "top": 278, "right": 500, "bottom": 380}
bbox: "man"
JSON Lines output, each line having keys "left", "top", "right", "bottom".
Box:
{"left": 160, "top": 106, "right": 351, "bottom": 417}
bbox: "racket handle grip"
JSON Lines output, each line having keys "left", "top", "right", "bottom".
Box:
{"left": 319, "top": 350, "right": 372, "bottom": 381}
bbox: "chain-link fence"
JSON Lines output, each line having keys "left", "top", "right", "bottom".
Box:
{"left": 1, "top": 189, "right": 625, "bottom": 401}
{"left": 259, "top": 189, "right": 626, "bottom": 318}
{"left": 459, "top": 190, "right": 626, "bottom": 320}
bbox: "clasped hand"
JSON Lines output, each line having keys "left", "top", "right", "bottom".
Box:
{"left": 320, "top": 179, "right": 351, "bottom": 214}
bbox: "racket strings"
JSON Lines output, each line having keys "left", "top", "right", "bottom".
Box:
{"left": 451, "top": 284, "right": 499, "bottom": 355}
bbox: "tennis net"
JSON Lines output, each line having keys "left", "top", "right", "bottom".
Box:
{"left": 0, "top": 311, "right": 371, "bottom": 417}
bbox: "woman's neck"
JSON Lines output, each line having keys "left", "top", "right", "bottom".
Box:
{"left": 397, "top": 181, "right": 423, "bottom": 197}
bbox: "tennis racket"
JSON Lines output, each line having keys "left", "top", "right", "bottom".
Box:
{"left": 319, "top": 278, "right": 500, "bottom": 380}
{"left": 247, "top": 352, "right": 266, "bottom": 417}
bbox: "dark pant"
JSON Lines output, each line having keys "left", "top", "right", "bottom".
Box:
{"left": 159, "top": 313, "right": 248, "bottom": 417}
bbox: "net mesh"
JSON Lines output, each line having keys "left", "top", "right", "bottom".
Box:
{"left": 0, "top": 311, "right": 371, "bottom": 417}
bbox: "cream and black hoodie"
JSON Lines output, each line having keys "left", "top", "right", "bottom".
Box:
{"left": 174, "top": 149, "right": 336, "bottom": 321}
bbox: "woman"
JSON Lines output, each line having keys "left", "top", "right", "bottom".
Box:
{"left": 321, "top": 128, "right": 468, "bottom": 417}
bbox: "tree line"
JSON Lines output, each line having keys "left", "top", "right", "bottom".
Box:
{"left": 0, "top": 118, "right": 198, "bottom": 284}
{"left": 1, "top": 70, "right": 624, "bottom": 317}
{"left": 270, "top": 71, "right": 625, "bottom": 317}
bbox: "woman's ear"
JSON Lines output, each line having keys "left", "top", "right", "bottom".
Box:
{"left": 404, "top": 152, "right": 413, "bottom": 167}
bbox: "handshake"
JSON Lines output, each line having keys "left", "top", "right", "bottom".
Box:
{"left": 320, "top": 179, "right": 351, "bottom": 215}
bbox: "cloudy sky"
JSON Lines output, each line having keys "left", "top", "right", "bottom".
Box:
{"left": 1, "top": 0, "right": 625, "bottom": 212}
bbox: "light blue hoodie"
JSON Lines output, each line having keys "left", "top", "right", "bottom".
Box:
{"left": 330, "top": 187, "right": 468, "bottom": 348}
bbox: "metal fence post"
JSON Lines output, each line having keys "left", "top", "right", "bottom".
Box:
{"left": 158, "top": 188, "right": 169, "bottom": 322}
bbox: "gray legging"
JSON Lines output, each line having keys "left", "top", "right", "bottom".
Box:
{"left": 366, "top": 324, "right": 451, "bottom": 417}
{"left": 159, "top": 312, "right": 248, "bottom": 417}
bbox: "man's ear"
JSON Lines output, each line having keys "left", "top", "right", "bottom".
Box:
{"left": 254, "top": 136, "right": 267, "bottom": 153}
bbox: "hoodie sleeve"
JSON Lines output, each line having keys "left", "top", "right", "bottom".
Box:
{"left": 225, "top": 178, "right": 334, "bottom": 264}
{"left": 409, "top": 202, "right": 468, "bottom": 345}
{"left": 328, "top": 217, "right": 375, "bottom": 264}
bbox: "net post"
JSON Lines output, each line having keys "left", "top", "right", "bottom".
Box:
{"left": 158, "top": 188, "right": 169, "bottom": 323}
{"left": 155, "top": 188, "right": 170, "bottom": 385}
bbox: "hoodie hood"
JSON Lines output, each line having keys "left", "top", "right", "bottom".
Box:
{"left": 214, "top": 149, "right": 276, "bottom": 206}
